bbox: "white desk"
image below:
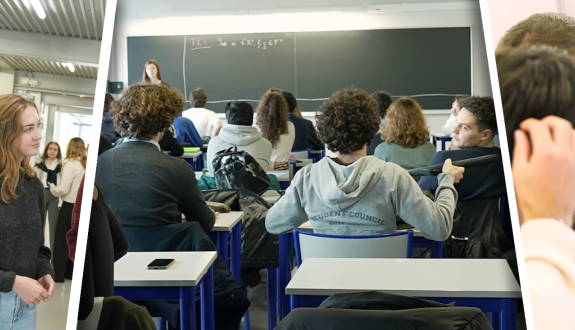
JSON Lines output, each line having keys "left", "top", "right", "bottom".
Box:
{"left": 211, "top": 211, "right": 243, "bottom": 232}
{"left": 262, "top": 190, "right": 282, "bottom": 205}
{"left": 268, "top": 170, "right": 290, "bottom": 182}
{"left": 180, "top": 151, "right": 203, "bottom": 159}
{"left": 430, "top": 132, "right": 452, "bottom": 151}
{"left": 114, "top": 251, "right": 217, "bottom": 330}
{"left": 286, "top": 258, "right": 520, "bottom": 330}
{"left": 114, "top": 251, "right": 216, "bottom": 287}
{"left": 195, "top": 171, "right": 204, "bottom": 180}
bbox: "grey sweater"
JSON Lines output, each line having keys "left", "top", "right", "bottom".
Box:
{"left": 0, "top": 176, "right": 54, "bottom": 292}
{"left": 266, "top": 156, "right": 458, "bottom": 241}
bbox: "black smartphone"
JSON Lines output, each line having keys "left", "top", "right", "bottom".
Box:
{"left": 147, "top": 259, "right": 175, "bottom": 270}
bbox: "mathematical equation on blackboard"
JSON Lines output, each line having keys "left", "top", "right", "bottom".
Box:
{"left": 189, "top": 37, "right": 284, "bottom": 51}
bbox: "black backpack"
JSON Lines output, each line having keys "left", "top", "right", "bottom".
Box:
{"left": 213, "top": 146, "right": 280, "bottom": 196}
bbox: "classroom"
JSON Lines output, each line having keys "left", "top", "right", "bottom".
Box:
{"left": 88, "top": 0, "right": 521, "bottom": 329}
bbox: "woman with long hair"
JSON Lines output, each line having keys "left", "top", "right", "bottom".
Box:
{"left": 49, "top": 137, "right": 86, "bottom": 282}
{"left": 141, "top": 59, "right": 169, "bottom": 87}
{"left": 374, "top": 98, "right": 436, "bottom": 170}
{"left": 256, "top": 89, "right": 295, "bottom": 170}
{"left": 0, "top": 94, "right": 55, "bottom": 328}
{"left": 34, "top": 141, "right": 62, "bottom": 249}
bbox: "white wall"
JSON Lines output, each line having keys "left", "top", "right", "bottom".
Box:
{"left": 0, "top": 69, "right": 15, "bottom": 94}
{"left": 111, "top": 6, "right": 491, "bottom": 133}
{"left": 488, "top": 0, "right": 564, "bottom": 48}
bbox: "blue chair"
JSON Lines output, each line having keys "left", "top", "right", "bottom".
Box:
{"left": 293, "top": 229, "right": 414, "bottom": 267}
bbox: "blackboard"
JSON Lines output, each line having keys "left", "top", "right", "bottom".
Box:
{"left": 127, "top": 27, "right": 471, "bottom": 112}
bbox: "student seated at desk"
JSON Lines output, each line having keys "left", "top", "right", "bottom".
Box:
{"left": 367, "top": 91, "right": 393, "bottom": 155}
{"left": 255, "top": 88, "right": 295, "bottom": 170}
{"left": 182, "top": 88, "right": 222, "bottom": 137}
{"left": 419, "top": 96, "right": 506, "bottom": 201}
{"left": 374, "top": 98, "right": 436, "bottom": 170}
{"left": 206, "top": 101, "right": 272, "bottom": 175}
{"left": 95, "top": 84, "right": 216, "bottom": 231}
{"left": 172, "top": 114, "right": 203, "bottom": 147}
{"left": 265, "top": 88, "right": 464, "bottom": 240}
{"left": 281, "top": 90, "right": 324, "bottom": 151}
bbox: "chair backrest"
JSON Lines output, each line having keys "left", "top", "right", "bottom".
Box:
{"left": 293, "top": 229, "right": 413, "bottom": 266}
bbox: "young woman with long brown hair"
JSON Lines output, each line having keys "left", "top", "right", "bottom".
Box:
{"left": 141, "top": 59, "right": 169, "bottom": 87}
{"left": 374, "top": 98, "right": 436, "bottom": 170}
{"left": 0, "top": 94, "right": 55, "bottom": 328}
{"left": 255, "top": 89, "right": 295, "bottom": 170}
{"left": 34, "top": 141, "right": 62, "bottom": 249}
{"left": 49, "top": 137, "right": 86, "bottom": 282}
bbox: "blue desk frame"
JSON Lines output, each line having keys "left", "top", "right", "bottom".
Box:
{"left": 208, "top": 221, "right": 242, "bottom": 284}
{"left": 114, "top": 266, "right": 215, "bottom": 330}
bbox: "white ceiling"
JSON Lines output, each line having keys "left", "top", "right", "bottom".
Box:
{"left": 0, "top": 0, "right": 107, "bottom": 40}
{"left": 118, "top": 0, "right": 477, "bottom": 18}
{"left": 0, "top": 0, "right": 103, "bottom": 79}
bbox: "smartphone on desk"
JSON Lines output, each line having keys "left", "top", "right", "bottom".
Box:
{"left": 147, "top": 259, "right": 175, "bottom": 270}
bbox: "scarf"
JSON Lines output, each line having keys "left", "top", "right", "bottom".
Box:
{"left": 36, "top": 162, "right": 61, "bottom": 186}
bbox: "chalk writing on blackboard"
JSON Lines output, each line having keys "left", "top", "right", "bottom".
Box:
{"left": 188, "top": 36, "right": 284, "bottom": 51}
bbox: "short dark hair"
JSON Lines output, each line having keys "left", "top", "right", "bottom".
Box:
{"left": 498, "top": 13, "right": 575, "bottom": 55}
{"left": 316, "top": 88, "right": 379, "bottom": 154}
{"left": 111, "top": 84, "right": 184, "bottom": 139}
{"left": 225, "top": 102, "right": 254, "bottom": 126}
{"left": 458, "top": 96, "right": 497, "bottom": 134}
{"left": 497, "top": 45, "right": 575, "bottom": 156}
{"left": 190, "top": 88, "right": 208, "bottom": 108}
{"left": 371, "top": 91, "right": 393, "bottom": 119}
{"left": 280, "top": 91, "right": 297, "bottom": 113}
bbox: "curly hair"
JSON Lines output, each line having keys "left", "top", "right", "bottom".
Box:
{"left": 498, "top": 13, "right": 575, "bottom": 55}
{"left": 190, "top": 88, "right": 208, "bottom": 108}
{"left": 381, "top": 98, "right": 430, "bottom": 149}
{"left": 316, "top": 88, "right": 379, "bottom": 154}
{"left": 458, "top": 96, "right": 497, "bottom": 134}
{"left": 111, "top": 84, "right": 185, "bottom": 139}
{"left": 371, "top": 91, "right": 393, "bottom": 119}
{"left": 256, "top": 89, "right": 289, "bottom": 148}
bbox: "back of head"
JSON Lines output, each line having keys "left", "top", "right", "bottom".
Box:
{"left": 497, "top": 45, "right": 575, "bottom": 156}
{"left": 104, "top": 94, "right": 114, "bottom": 113}
{"left": 458, "top": 95, "right": 497, "bottom": 135}
{"left": 256, "top": 90, "right": 289, "bottom": 147}
{"left": 280, "top": 90, "right": 298, "bottom": 113}
{"left": 225, "top": 102, "right": 254, "bottom": 126}
{"left": 316, "top": 88, "right": 379, "bottom": 154}
{"left": 371, "top": 91, "right": 393, "bottom": 120}
{"left": 190, "top": 88, "right": 208, "bottom": 108}
{"left": 381, "top": 98, "right": 429, "bottom": 148}
{"left": 0, "top": 94, "right": 38, "bottom": 202}
{"left": 66, "top": 137, "right": 87, "bottom": 169}
{"left": 498, "top": 13, "right": 575, "bottom": 55}
{"left": 111, "top": 84, "right": 185, "bottom": 140}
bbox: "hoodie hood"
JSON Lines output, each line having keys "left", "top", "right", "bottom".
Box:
{"left": 218, "top": 124, "right": 263, "bottom": 146}
{"left": 308, "top": 156, "right": 386, "bottom": 210}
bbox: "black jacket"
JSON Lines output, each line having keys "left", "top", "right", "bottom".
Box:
{"left": 289, "top": 113, "right": 324, "bottom": 151}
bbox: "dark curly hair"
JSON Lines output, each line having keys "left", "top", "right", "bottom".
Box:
{"left": 371, "top": 91, "right": 393, "bottom": 119}
{"left": 111, "top": 84, "right": 184, "bottom": 139}
{"left": 458, "top": 96, "right": 497, "bottom": 134}
{"left": 316, "top": 88, "right": 379, "bottom": 154}
{"left": 381, "top": 98, "right": 429, "bottom": 149}
{"left": 256, "top": 89, "right": 289, "bottom": 148}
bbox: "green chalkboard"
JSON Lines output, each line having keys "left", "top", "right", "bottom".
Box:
{"left": 127, "top": 27, "right": 471, "bottom": 112}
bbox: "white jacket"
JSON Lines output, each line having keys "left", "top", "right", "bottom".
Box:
{"left": 49, "top": 159, "right": 85, "bottom": 204}
{"left": 522, "top": 220, "right": 575, "bottom": 330}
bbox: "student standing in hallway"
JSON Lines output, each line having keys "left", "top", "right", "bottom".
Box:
{"left": 0, "top": 94, "right": 55, "bottom": 328}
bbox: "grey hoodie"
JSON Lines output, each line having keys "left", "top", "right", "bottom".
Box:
{"left": 206, "top": 124, "right": 273, "bottom": 176}
{"left": 265, "top": 156, "right": 457, "bottom": 241}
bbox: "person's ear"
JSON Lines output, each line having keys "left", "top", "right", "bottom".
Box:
{"left": 480, "top": 129, "right": 493, "bottom": 141}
